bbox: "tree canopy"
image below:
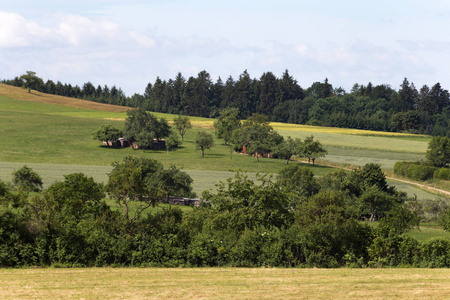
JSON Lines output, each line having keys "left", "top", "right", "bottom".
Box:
{"left": 123, "top": 107, "right": 171, "bottom": 149}
{"left": 12, "top": 165, "right": 43, "bottom": 193}
{"left": 302, "top": 135, "right": 327, "bottom": 165}
{"left": 92, "top": 125, "right": 122, "bottom": 145}
{"left": 19, "top": 71, "right": 43, "bottom": 93}
{"left": 195, "top": 131, "right": 215, "bottom": 157}
{"left": 214, "top": 107, "right": 241, "bottom": 145}
{"left": 426, "top": 136, "right": 450, "bottom": 167}
{"left": 173, "top": 115, "right": 192, "bottom": 141}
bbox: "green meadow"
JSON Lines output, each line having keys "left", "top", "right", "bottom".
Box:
{"left": 0, "top": 88, "right": 439, "bottom": 200}
{"left": 0, "top": 85, "right": 446, "bottom": 217}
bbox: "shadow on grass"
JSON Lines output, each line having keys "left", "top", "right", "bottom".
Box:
{"left": 98, "top": 145, "right": 130, "bottom": 150}
{"left": 204, "top": 153, "right": 227, "bottom": 158}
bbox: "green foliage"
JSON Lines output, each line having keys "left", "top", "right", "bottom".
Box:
{"left": 173, "top": 115, "right": 191, "bottom": 141}
{"left": 394, "top": 161, "right": 439, "bottom": 181}
{"left": 426, "top": 136, "right": 450, "bottom": 167}
{"left": 213, "top": 107, "right": 241, "bottom": 145}
{"left": 359, "top": 163, "right": 390, "bottom": 192}
{"left": 393, "top": 161, "right": 413, "bottom": 176}
{"left": 0, "top": 180, "right": 18, "bottom": 208}
{"left": 19, "top": 71, "right": 44, "bottom": 93}
{"left": 294, "top": 190, "right": 373, "bottom": 267}
{"left": 439, "top": 209, "right": 450, "bottom": 232}
{"left": 272, "top": 136, "right": 303, "bottom": 164}
{"left": 12, "top": 165, "right": 43, "bottom": 193}
{"left": 92, "top": 125, "right": 122, "bottom": 144}
{"left": 277, "top": 164, "right": 319, "bottom": 202}
{"left": 434, "top": 167, "right": 450, "bottom": 180}
{"left": 1, "top": 162, "right": 449, "bottom": 268}
{"left": 195, "top": 131, "right": 214, "bottom": 157}
{"left": 406, "top": 164, "right": 436, "bottom": 181}
{"left": 123, "top": 107, "right": 171, "bottom": 147}
{"left": 165, "top": 132, "right": 181, "bottom": 152}
{"left": 231, "top": 121, "right": 283, "bottom": 162}
{"left": 105, "top": 156, "right": 164, "bottom": 222}
{"left": 146, "top": 165, "right": 195, "bottom": 198}
{"left": 377, "top": 205, "right": 419, "bottom": 237}
{"left": 302, "top": 135, "right": 327, "bottom": 164}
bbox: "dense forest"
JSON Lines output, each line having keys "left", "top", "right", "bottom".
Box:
{"left": 4, "top": 70, "right": 450, "bottom": 136}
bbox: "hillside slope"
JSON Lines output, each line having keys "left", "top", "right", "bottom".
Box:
{"left": 0, "top": 83, "right": 131, "bottom": 113}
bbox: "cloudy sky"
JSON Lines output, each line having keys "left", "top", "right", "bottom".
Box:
{"left": 1, "top": 0, "right": 450, "bottom": 95}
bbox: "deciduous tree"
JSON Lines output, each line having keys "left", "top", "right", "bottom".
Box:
{"left": 165, "top": 132, "right": 181, "bottom": 153}
{"left": 273, "top": 136, "right": 303, "bottom": 164}
{"left": 20, "top": 71, "right": 43, "bottom": 93}
{"left": 123, "top": 108, "right": 171, "bottom": 149}
{"left": 12, "top": 166, "right": 43, "bottom": 193}
{"left": 195, "top": 131, "right": 214, "bottom": 157}
{"left": 92, "top": 125, "right": 122, "bottom": 146}
{"left": 302, "top": 135, "right": 327, "bottom": 165}
{"left": 426, "top": 136, "right": 450, "bottom": 167}
{"left": 214, "top": 107, "right": 241, "bottom": 145}
{"left": 173, "top": 115, "right": 191, "bottom": 141}
{"left": 105, "top": 156, "right": 164, "bottom": 223}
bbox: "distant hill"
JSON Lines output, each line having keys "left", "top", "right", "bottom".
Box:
{"left": 0, "top": 83, "right": 131, "bottom": 113}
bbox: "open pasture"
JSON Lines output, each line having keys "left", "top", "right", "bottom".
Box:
{"left": 1, "top": 268, "right": 449, "bottom": 299}
{"left": 323, "top": 146, "right": 426, "bottom": 170}
{"left": 407, "top": 226, "right": 450, "bottom": 242}
{"left": 0, "top": 85, "right": 443, "bottom": 200}
{"left": 277, "top": 129, "right": 429, "bottom": 154}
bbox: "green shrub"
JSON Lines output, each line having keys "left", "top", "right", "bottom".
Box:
{"left": 406, "top": 164, "right": 436, "bottom": 181}
{"left": 393, "top": 161, "right": 410, "bottom": 176}
{"left": 434, "top": 168, "right": 450, "bottom": 180}
{"left": 420, "top": 239, "right": 450, "bottom": 267}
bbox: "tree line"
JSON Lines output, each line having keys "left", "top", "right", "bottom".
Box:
{"left": 2, "top": 161, "right": 450, "bottom": 268}
{"left": 4, "top": 71, "right": 450, "bottom": 136}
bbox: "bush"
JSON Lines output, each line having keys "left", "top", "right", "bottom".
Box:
{"left": 420, "top": 239, "right": 450, "bottom": 267}
{"left": 434, "top": 168, "right": 450, "bottom": 180}
{"left": 406, "top": 164, "right": 436, "bottom": 181}
{"left": 393, "top": 161, "right": 412, "bottom": 176}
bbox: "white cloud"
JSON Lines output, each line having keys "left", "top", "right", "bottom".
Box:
{"left": 0, "top": 12, "right": 53, "bottom": 47}
{"left": 129, "top": 31, "right": 155, "bottom": 48}
{"left": 55, "top": 14, "right": 120, "bottom": 46}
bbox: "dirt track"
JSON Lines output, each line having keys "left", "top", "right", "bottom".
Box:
{"left": 386, "top": 176, "right": 450, "bottom": 197}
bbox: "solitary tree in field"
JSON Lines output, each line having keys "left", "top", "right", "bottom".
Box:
{"left": 12, "top": 166, "right": 43, "bottom": 192}
{"left": 92, "top": 125, "right": 122, "bottom": 146}
{"left": 195, "top": 131, "right": 214, "bottom": 157}
{"left": 273, "top": 136, "right": 303, "bottom": 164}
{"left": 302, "top": 135, "right": 327, "bottom": 165}
{"left": 20, "top": 71, "right": 43, "bottom": 93}
{"left": 173, "top": 115, "right": 192, "bottom": 141}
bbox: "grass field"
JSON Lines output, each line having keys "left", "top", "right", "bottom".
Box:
{"left": 0, "top": 84, "right": 442, "bottom": 198}
{"left": 1, "top": 268, "right": 449, "bottom": 299}
{"left": 407, "top": 226, "right": 450, "bottom": 242}
{"left": 0, "top": 84, "right": 447, "bottom": 229}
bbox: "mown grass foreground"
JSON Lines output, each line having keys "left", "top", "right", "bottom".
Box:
{"left": 1, "top": 268, "right": 449, "bottom": 299}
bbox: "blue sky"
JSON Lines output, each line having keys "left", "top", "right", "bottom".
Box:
{"left": 1, "top": 0, "right": 450, "bottom": 95}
